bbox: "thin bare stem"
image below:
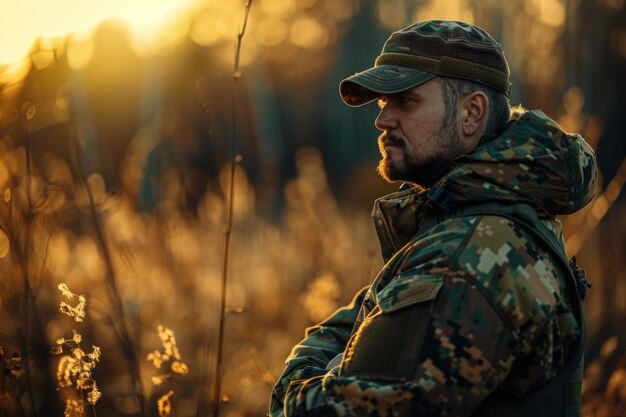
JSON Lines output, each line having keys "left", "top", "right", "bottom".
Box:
{"left": 212, "top": 2, "right": 253, "bottom": 416}
{"left": 69, "top": 127, "right": 147, "bottom": 417}
{"left": 233, "top": 0, "right": 252, "bottom": 81}
{"left": 20, "top": 111, "right": 38, "bottom": 417}
{"left": 196, "top": 332, "right": 214, "bottom": 417}
{"left": 12, "top": 381, "right": 27, "bottom": 417}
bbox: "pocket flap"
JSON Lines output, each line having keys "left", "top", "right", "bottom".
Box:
{"left": 377, "top": 274, "right": 443, "bottom": 314}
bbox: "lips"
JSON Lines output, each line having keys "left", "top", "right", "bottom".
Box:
{"left": 380, "top": 133, "right": 404, "bottom": 149}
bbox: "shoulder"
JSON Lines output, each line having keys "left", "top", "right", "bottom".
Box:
{"left": 388, "top": 213, "right": 564, "bottom": 327}
{"left": 398, "top": 216, "right": 479, "bottom": 272}
{"left": 452, "top": 214, "right": 563, "bottom": 341}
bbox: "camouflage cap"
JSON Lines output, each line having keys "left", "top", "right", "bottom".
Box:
{"left": 340, "top": 20, "right": 511, "bottom": 106}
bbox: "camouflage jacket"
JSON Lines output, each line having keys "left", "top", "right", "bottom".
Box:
{"left": 269, "top": 110, "right": 597, "bottom": 417}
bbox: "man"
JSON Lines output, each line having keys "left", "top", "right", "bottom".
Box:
{"left": 269, "top": 20, "right": 597, "bottom": 417}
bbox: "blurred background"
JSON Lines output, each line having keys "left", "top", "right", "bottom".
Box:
{"left": 0, "top": 0, "right": 625, "bottom": 416}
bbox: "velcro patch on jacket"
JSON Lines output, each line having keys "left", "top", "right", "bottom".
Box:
{"left": 378, "top": 275, "right": 443, "bottom": 313}
{"left": 341, "top": 276, "right": 443, "bottom": 380}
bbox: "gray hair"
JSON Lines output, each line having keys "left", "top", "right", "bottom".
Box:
{"left": 437, "top": 77, "right": 511, "bottom": 136}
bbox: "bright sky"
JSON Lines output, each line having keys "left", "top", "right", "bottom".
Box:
{"left": 0, "top": 0, "right": 193, "bottom": 64}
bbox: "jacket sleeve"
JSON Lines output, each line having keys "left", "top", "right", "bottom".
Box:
{"left": 269, "top": 286, "right": 369, "bottom": 417}
{"left": 277, "top": 217, "right": 565, "bottom": 417}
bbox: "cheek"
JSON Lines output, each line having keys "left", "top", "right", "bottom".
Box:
{"left": 403, "top": 117, "right": 441, "bottom": 145}
{"left": 404, "top": 106, "right": 445, "bottom": 134}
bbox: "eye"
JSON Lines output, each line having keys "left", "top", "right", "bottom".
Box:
{"left": 397, "top": 95, "right": 412, "bottom": 105}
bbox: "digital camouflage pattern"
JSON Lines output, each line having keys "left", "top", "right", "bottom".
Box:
{"left": 269, "top": 110, "right": 597, "bottom": 417}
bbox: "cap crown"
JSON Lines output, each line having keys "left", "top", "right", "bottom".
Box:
{"left": 377, "top": 20, "right": 511, "bottom": 95}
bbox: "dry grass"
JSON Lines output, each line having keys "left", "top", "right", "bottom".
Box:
{"left": 0, "top": 136, "right": 624, "bottom": 416}
{"left": 52, "top": 283, "right": 102, "bottom": 415}
{"left": 0, "top": 143, "right": 380, "bottom": 416}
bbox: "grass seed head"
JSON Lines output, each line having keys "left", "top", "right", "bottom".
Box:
{"left": 157, "top": 325, "right": 181, "bottom": 360}
{"left": 71, "top": 330, "right": 82, "bottom": 344}
{"left": 57, "top": 356, "right": 78, "bottom": 387}
{"left": 149, "top": 326, "right": 187, "bottom": 412}
{"left": 64, "top": 399, "right": 84, "bottom": 417}
{"left": 54, "top": 287, "right": 101, "bottom": 407}
{"left": 57, "top": 283, "right": 76, "bottom": 299}
{"left": 147, "top": 350, "right": 165, "bottom": 369}
{"left": 157, "top": 390, "right": 174, "bottom": 417}
{"left": 171, "top": 361, "right": 188, "bottom": 376}
{"left": 88, "top": 345, "right": 101, "bottom": 361}
{"left": 59, "top": 297, "right": 86, "bottom": 322}
{"left": 151, "top": 374, "right": 168, "bottom": 386}
{"left": 57, "top": 284, "right": 86, "bottom": 322}
{"left": 86, "top": 381, "right": 102, "bottom": 405}
{"left": 0, "top": 347, "right": 24, "bottom": 379}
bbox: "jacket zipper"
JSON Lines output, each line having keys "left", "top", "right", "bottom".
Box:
{"left": 377, "top": 203, "right": 398, "bottom": 252}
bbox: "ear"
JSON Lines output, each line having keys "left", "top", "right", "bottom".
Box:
{"left": 460, "top": 91, "right": 489, "bottom": 138}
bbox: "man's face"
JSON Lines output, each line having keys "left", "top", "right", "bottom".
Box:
{"left": 375, "top": 78, "right": 466, "bottom": 188}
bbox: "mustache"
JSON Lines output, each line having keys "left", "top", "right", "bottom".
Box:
{"left": 379, "top": 132, "right": 405, "bottom": 148}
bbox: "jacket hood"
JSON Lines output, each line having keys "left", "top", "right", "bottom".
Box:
{"left": 372, "top": 110, "right": 598, "bottom": 262}
{"left": 443, "top": 109, "right": 597, "bottom": 217}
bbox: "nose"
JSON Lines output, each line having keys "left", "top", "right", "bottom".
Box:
{"left": 375, "top": 104, "right": 397, "bottom": 131}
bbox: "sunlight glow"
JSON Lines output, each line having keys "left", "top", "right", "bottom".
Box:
{"left": 527, "top": 0, "right": 566, "bottom": 28}
{"left": 66, "top": 33, "right": 94, "bottom": 71}
{"left": 376, "top": 0, "right": 410, "bottom": 30}
{"left": 190, "top": 7, "right": 239, "bottom": 47}
{"left": 416, "top": 0, "right": 475, "bottom": 26}
{"left": 260, "top": 0, "right": 297, "bottom": 18}
{"left": 1, "top": 60, "right": 31, "bottom": 86}
{"left": 256, "top": 18, "right": 289, "bottom": 46}
{"left": 0, "top": 0, "right": 194, "bottom": 64}
{"left": 289, "top": 17, "right": 329, "bottom": 49}
{"left": 324, "top": 0, "right": 357, "bottom": 22}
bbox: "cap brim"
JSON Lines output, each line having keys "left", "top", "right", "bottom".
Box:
{"left": 339, "top": 65, "right": 437, "bottom": 107}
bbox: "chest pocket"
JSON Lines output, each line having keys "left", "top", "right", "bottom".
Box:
{"left": 340, "top": 275, "right": 443, "bottom": 381}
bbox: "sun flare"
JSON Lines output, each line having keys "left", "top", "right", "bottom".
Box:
{"left": 0, "top": 0, "right": 194, "bottom": 64}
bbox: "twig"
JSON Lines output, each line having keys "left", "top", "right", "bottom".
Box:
{"left": 20, "top": 108, "right": 38, "bottom": 417}
{"left": 69, "top": 126, "right": 147, "bottom": 417}
{"left": 212, "top": 2, "right": 253, "bottom": 416}
{"left": 15, "top": 390, "right": 27, "bottom": 417}
{"left": 196, "top": 331, "right": 215, "bottom": 417}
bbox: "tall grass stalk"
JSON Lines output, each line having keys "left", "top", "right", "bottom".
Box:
{"left": 212, "top": 2, "right": 253, "bottom": 416}
{"left": 196, "top": 333, "right": 214, "bottom": 417}
{"left": 69, "top": 127, "right": 147, "bottom": 417}
{"left": 19, "top": 111, "right": 38, "bottom": 417}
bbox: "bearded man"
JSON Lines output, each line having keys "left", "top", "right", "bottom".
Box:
{"left": 269, "top": 20, "right": 597, "bottom": 417}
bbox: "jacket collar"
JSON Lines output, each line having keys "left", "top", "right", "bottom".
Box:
{"left": 372, "top": 186, "right": 430, "bottom": 263}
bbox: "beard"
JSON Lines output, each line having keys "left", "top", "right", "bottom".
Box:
{"left": 377, "top": 113, "right": 465, "bottom": 189}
